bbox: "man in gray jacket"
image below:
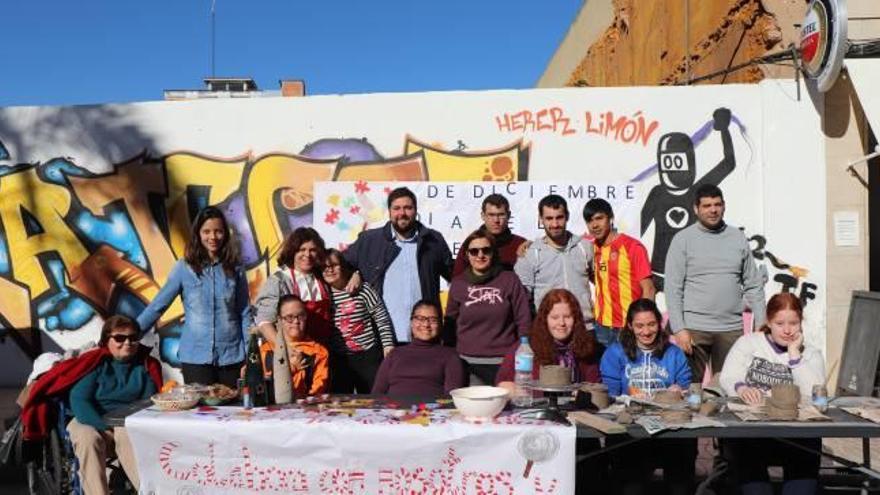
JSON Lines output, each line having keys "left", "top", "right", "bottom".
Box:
{"left": 514, "top": 194, "right": 594, "bottom": 325}
{"left": 664, "top": 184, "right": 765, "bottom": 383}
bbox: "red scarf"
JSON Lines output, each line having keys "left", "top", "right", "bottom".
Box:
{"left": 22, "top": 346, "right": 162, "bottom": 441}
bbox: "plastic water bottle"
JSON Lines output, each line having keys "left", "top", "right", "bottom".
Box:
{"left": 513, "top": 336, "right": 534, "bottom": 407}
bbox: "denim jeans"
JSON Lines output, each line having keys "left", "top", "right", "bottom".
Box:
{"left": 594, "top": 324, "right": 621, "bottom": 347}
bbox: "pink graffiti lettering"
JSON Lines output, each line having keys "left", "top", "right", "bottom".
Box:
{"left": 495, "top": 107, "right": 575, "bottom": 136}
{"left": 584, "top": 110, "right": 659, "bottom": 147}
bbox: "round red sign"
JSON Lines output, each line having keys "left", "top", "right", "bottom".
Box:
{"left": 799, "top": 0, "right": 847, "bottom": 92}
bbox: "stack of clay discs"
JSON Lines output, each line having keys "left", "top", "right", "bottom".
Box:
{"left": 660, "top": 409, "right": 692, "bottom": 424}
{"left": 766, "top": 383, "right": 800, "bottom": 420}
{"left": 538, "top": 365, "right": 571, "bottom": 387}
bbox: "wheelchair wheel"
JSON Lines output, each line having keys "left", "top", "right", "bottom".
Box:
{"left": 27, "top": 428, "right": 75, "bottom": 495}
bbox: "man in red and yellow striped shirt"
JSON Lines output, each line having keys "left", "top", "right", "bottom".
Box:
{"left": 583, "top": 199, "right": 655, "bottom": 346}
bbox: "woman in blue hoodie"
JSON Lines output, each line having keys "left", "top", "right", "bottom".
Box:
{"left": 601, "top": 298, "right": 694, "bottom": 495}
{"left": 601, "top": 299, "right": 690, "bottom": 397}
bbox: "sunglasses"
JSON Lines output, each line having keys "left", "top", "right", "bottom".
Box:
{"left": 467, "top": 247, "right": 492, "bottom": 257}
{"left": 109, "top": 334, "right": 140, "bottom": 344}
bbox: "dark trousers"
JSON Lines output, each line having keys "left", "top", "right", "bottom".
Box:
{"left": 330, "top": 346, "right": 383, "bottom": 394}
{"left": 180, "top": 362, "right": 243, "bottom": 388}
{"left": 687, "top": 329, "right": 741, "bottom": 383}
{"left": 609, "top": 438, "right": 697, "bottom": 495}
{"left": 723, "top": 438, "right": 821, "bottom": 494}
{"left": 464, "top": 362, "right": 500, "bottom": 386}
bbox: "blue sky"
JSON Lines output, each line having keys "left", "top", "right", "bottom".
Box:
{"left": 0, "top": 1, "right": 582, "bottom": 107}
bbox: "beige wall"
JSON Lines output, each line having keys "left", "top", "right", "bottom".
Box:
{"left": 539, "top": 0, "right": 880, "bottom": 384}
{"left": 824, "top": 0, "right": 880, "bottom": 388}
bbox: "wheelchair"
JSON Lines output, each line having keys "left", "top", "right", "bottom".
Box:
{"left": 17, "top": 400, "right": 135, "bottom": 495}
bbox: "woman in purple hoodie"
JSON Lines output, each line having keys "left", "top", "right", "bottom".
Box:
{"left": 443, "top": 230, "right": 532, "bottom": 386}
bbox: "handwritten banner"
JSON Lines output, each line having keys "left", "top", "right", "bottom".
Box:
{"left": 127, "top": 407, "right": 575, "bottom": 494}
{"left": 313, "top": 181, "right": 640, "bottom": 258}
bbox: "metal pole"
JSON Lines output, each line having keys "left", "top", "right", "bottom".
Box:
{"left": 685, "top": 0, "right": 690, "bottom": 85}
{"left": 211, "top": 0, "right": 216, "bottom": 77}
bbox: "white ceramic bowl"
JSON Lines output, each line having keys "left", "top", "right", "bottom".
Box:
{"left": 450, "top": 386, "right": 510, "bottom": 421}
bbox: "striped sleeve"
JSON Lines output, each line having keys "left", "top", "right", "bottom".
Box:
{"left": 627, "top": 237, "right": 652, "bottom": 282}
{"left": 361, "top": 284, "right": 396, "bottom": 348}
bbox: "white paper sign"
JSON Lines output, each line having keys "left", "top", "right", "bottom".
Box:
{"left": 127, "top": 407, "right": 575, "bottom": 495}
{"left": 833, "top": 211, "right": 860, "bottom": 247}
{"left": 312, "top": 181, "right": 640, "bottom": 257}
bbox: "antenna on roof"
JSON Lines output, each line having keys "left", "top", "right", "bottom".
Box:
{"left": 210, "top": 0, "right": 216, "bottom": 77}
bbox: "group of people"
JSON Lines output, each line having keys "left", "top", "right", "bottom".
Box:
{"left": 22, "top": 183, "right": 826, "bottom": 494}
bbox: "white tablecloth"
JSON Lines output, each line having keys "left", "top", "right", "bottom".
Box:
{"left": 126, "top": 406, "right": 575, "bottom": 494}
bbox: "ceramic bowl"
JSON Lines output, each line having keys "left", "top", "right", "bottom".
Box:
{"left": 450, "top": 386, "right": 510, "bottom": 421}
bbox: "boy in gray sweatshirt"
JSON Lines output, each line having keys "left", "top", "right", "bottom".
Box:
{"left": 664, "top": 185, "right": 765, "bottom": 382}
{"left": 515, "top": 194, "right": 595, "bottom": 325}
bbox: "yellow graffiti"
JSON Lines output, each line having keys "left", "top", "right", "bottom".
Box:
{"left": 0, "top": 277, "right": 31, "bottom": 328}
{"left": 404, "top": 137, "right": 525, "bottom": 181}
{"left": 0, "top": 167, "right": 89, "bottom": 297}
{"left": 68, "top": 156, "right": 177, "bottom": 287}
{"left": 245, "top": 154, "right": 337, "bottom": 260}
{"left": 0, "top": 137, "right": 533, "bottom": 334}
{"left": 164, "top": 153, "right": 248, "bottom": 258}
{"left": 334, "top": 153, "right": 427, "bottom": 182}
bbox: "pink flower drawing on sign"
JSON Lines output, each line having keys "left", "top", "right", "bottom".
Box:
{"left": 324, "top": 209, "right": 340, "bottom": 225}
{"left": 354, "top": 180, "right": 370, "bottom": 194}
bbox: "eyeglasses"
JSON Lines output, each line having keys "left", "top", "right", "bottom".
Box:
{"left": 323, "top": 263, "right": 340, "bottom": 271}
{"left": 109, "top": 334, "right": 139, "bottom": 344}
{"left": 411, "top": 315, "right": 441, "bottom": 325}
{"left": 279, "top": 314, "right": 307, "bottom": 324}
{"left": 467, "top": 247, "right": 492, "bottom": 257}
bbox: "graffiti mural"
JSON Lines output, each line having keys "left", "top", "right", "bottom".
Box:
{"left": 0, "top": 137, "right": 528, "bottom": 364}
{"left": 0, "top": 82, "right": 828, "bottom": 361}
{"left": 639, "top": 108, "right": 738, "bottom": 291}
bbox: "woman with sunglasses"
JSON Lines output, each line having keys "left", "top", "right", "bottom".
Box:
{"left": 443, "top": 230, "right": 531, "bottom": 386}
{"left": 21, "top": 315, "right": 162, "bottom": 495}
{"left": 372, "top": 300, "right": 464, "bottom": 396}
{"left": 137, "top": 206, "right": 251, "bottom": 388}
{"left": 322, "top": 248, "right": 395, "bottom": 393}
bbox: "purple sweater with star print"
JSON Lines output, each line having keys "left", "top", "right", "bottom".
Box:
{"left": 444, "top": 270, "right": 532, "bottom": 358}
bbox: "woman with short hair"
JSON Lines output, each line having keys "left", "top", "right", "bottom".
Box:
{"left": 253, "top": 227, "right": 333, "bottom": 347}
